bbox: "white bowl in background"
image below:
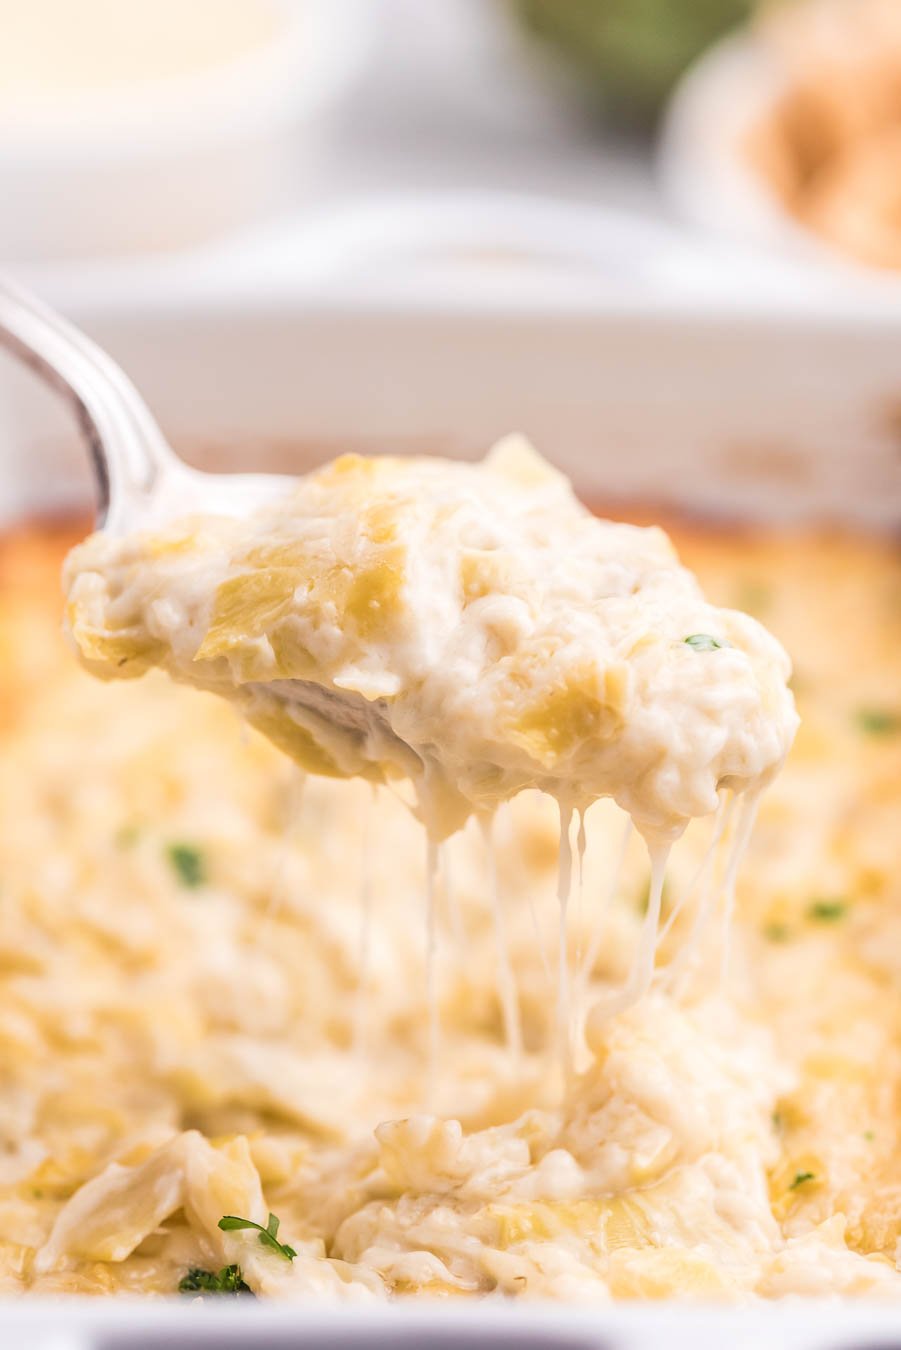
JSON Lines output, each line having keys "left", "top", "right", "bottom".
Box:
{"left": 659, "top": 32, "right": 901, "bottom": 288}
{"left": 0, "top": 0, "right": 371, "bottom": 262}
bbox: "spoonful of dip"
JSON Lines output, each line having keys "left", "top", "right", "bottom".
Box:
{"left": 1, "top": 278, "right": 798, "bottom": 851}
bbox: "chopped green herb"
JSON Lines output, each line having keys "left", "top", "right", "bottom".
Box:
{"left": 166, "top": 842, "right": 206, "bottom": 889}
{"left": 807, "top": 898, "right": 848, "bottom": 923}
{"left": 178, "top": 1265, "right": 253, "bottom": 1295}
{"left": 856, "top": 708, "right": 901, "bottom": 737}
{"left": 771, "top": 1110, "right": 783, "bottom": 1132}
{"left": 863, "top": 1130, "right": 875, "bottom": 1142}
{"left": 115, "top": 824, "right": 140, "bottom": 850}
{"left": 789, "top": 1170, "right": 816, "bottom": 1190}
{"left": 683, "top": 633, "right": 731, "bottom": 652}
{"left": 763, "top": 921, "right": 791, "bottom": 943}
{"left": 218, "top": 1212, "right": 296, "bottom": 1261}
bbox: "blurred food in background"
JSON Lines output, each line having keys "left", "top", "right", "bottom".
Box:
{"left": 4, "top": 0, "right": 897, "bottom": 291}
{"left": 0, "top": 0, "right": 364, "bottom": 260}
{"left": 0, "top": 0, "right": 279, "bottom": 103}
{"left": 747, "top": 0, "right": 901, "bottom": 269}
{"left": 511, "top": 0, "right": 755, "bottom": 126}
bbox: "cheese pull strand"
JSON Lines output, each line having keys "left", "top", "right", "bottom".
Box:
{"left": 481, "top": 815, "right": 522, "bottom": 1060}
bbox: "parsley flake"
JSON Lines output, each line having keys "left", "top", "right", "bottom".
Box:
{"left": 763, "top": 922, "right": 791, "bottom": 943}
{"left": 856, "top": 708, "right": 901, "bottom": 737}
{"left": 807, "top": 898, "right": 848, "bottom": 923}
{"left": 789, "top": 1170, "right": 816, "bottom": 1190}
{"left": 178, "top": 1264, "right": 253, "bottom": 1295}
{"left": 683, "top": 633, "right": 731, "bottom": 652}
{"left": 166, "top": 842, "right": 206, "bottom": 889}
{"left": 218, "top": 1212, "right": 297, "bottom": 1261}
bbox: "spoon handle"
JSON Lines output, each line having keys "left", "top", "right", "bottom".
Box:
{"left": 0, "top": 277, "right": 173, "bottom": 530}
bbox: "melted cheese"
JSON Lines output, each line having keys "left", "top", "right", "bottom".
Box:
{"left": 63, "top": 440, "right": 798, "bottom": 845}
{"left": 0, "top": 516, "right": 897, "bottom": 1301}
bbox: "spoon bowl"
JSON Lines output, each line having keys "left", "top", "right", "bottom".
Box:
{"left": 0, "top": 276, "right": 415, "bottom": 775}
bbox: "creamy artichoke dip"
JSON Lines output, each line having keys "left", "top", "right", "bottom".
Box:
{"left": 63, "top": 441, "right": 798, "bottom": 1037}
{"left": 0, "top": 463, "right": 897, "bottom": 1302}
{"left": 63, "top": 440, "right": 797, "bottom": 846}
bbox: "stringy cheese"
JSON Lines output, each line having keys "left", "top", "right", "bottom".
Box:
{"left": 1, "top": 518, "right": 898, "bottom": 1299}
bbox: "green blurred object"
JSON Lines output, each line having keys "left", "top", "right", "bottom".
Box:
{"left": 512, "top": 0, "right": 755, "bottom": 125}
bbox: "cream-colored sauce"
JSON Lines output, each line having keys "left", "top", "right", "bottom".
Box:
{"left": 1, "top": 501, "right": 895, "bottom": 1302}
{"left": 63, "top": 440, "right": 798, "bottom": 1028}
{"left": 63, "top": 439, "right": 798, "bottom": 846}
{"left": 0, "top": 0, "right": 283, "bottom": 107}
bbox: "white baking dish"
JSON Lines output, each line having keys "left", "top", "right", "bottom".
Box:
{"left": 3, "top": 287, "right": 899, "bottom": 527}
{"left": 0, "top": 288, "right": 899, "bottom": 1346}
{"left": 0, "top": 1294, "right": 899, "bottom": 1349}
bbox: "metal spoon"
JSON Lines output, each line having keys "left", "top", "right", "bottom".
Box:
{"left": 0, "top": 276, "right": 420, "bottom": 777}
{"left": 0, "top": 276, "right": 290, "bottom": 534}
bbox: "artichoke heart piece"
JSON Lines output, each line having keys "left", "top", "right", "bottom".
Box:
{"left": 489, "top": 1197, "right": 647, "bottom": 1253}
{"left": 769, "top": 1152, "right": 825, "bottom": 1222}
{"left": 485, "top": 433, "right": 569, "bottom": 490}
{"left": 239, "top": 543, "right": 312, "bottom": 569}
{"left": 246, "top": 705, "right": 382, "bottom": 784}
{"left": 509, "top": 663, "right": 628, "bottom": 767}
{"left": 360, "top": 500, "right": 402, "bottom": 546}
{"left": 67, "top": 606, "right": 165, "bottom": 680}
{"left": 195, "top": 569, "right": 304, "bottom": 661}
{"left": 343, "top": 553, "right": 407, "bottom": 639}
{"left": 145, "top": 531, "right": 198, "bottom": 559}
{"left": 460, "top": 550, "right": 516, "bottom": 602}
{"left": 314, "top": 452, "right": 398, "bottom": 498}
{"left": 269, "top": 623, "right": 319, "bottom": 681}
{"left": 607, "top": 1248, "right": 737, "bottom": 1300}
